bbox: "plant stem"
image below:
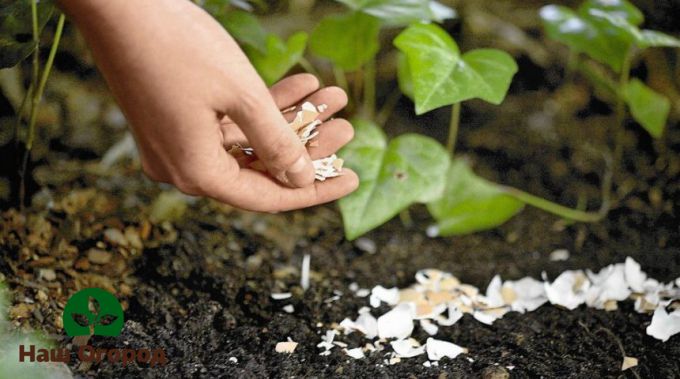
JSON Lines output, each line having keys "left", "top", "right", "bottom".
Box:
{"left": 502, "top": 186, "right": 605, "bottom": 223}
{"left": 613, "top": 49, "right": 633, "bottom": 164}
{"left": 333, "top": 67, "right": 349, "bottom": 95}
{"left": 298, "top": 57, "right": 325, "bottom": 87}
{"left": 446, "top": 102, "right": 461, "bottom": 155}
{"left": 376, "top": 87, "right": 402, "bottom": 127}
{"left": 363, "top": 59, "right": 376, "bottom": 119}
{"left": 13, "top": 85, "right": 34, "bottom": 145}
{"left": 20, "top": 13, "right": 66, "bottom": 207}
{"left": 399, "top": 208, "right": 413, "bottom": 227}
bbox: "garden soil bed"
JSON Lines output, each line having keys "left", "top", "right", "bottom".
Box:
{"left": 2, "top": 2, "right": 680, "bottom": 376}
{"left": 2, "top": 87, "right": 679, "bottom": 377}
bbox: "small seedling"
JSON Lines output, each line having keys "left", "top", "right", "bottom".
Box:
{"left": 213, "top": 1, "right": 614, "bottom": 239}
{"left": 540, "top": 0, "right": 680, "bottom": 148}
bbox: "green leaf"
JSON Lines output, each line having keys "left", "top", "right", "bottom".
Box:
{"left": 541, "top": 2, "right": 680, "bottom": 72}
{"left": 309, "top": 12, "right": 380, "bottom": 72}
{"left": 335, "top": 0, "right": 456, "bottom": 26}
{"left": 216, "top": 10, "right": 268, "bottom": 53}
{"left": 396, "top": 52, "right": 413, "bottom": 100}
{"left": 637, "top": 30, "right": 680, "bottom": 49}
{"left": 338, "top": 119, "right": 449, "bottom": 240}
{"left": 539, "top": 5, "right": 632, "bottom": 72}
{"left": 579, "top": 0, "right": 643, "bottom": 26}
{"left": 624, "top": 79, "right": 670, "bottom": 138}
{"left": 394, "top": 23, "right": 517, "bottom": 114}
{"left": 0, "top": 0, "right": 54, "bottom": 69}
{"left": 244, "top": 32, "right": 308, "bottom": 86}
{"left": 427, "top": 159, "right": 525, "bottom": 236}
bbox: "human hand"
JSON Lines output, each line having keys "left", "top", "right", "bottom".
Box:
{"left": 58, "top": 0, "right": 359, "bottom": 212}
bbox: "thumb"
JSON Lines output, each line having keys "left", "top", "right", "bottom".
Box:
{"left": 228, "top": 81, "right": 315, "bottom": 188}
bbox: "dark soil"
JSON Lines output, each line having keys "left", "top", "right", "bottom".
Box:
{"left": 1, "top": 1, "right": 680, "bottom": 378}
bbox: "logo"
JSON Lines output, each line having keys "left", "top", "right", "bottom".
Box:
{"left": 62, "top": 288, "right": 124, "bottom": 337}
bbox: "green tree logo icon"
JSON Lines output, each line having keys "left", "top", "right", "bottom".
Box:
{"left": 63, "top": 288, "right": 124, "bottom": 337}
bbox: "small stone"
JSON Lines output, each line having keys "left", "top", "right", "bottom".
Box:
{"left": 355, "top": 238, "right": 377, "bottom": 254}
{"left": 104, "top": 228, "right": 128, "bottom": 247}
{"left": 35, "top": 290, "right": 49, "bottom": 303}
{"left": 40, "top": 268, "right": 57, "bottom": 281}
{"left": 28, "top": 256, "right": 56, "bottom": 268}
{"left": 124, "top": 227, "right": 143, "bottom": 250}
{"left": 482, "top": 366, "right": 510, "bottom": 379}
{"left": 75, "top": 257, "right": 91, "bottom": 270}
{"left": 88, "top": 249, "right": 112, "bottom": 264}
{"left": 9, "top": 303, "right": 33, "bottom": 319}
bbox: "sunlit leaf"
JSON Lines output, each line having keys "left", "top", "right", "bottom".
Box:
{"left": 427, "top": 159, "right": 525, "bottom": 236}
{"left": 334, "top": 0, "right": 456, "bottom": 26}
{"left": 541, "top": 2, "right": 680, "bottom": 72}
{"left": 637, "top": 30, "right": 680, "bottom": 49}
{"left": 539, "top": 5, "right": 631, "bottom": 72}
{"left": 624, "top": 79, "right": 670, "bottom": 138}
{"left": 396, "top": 52, "right": 413, "bottom": 100}
{"left": 309, "top": 12, "right": 380, "bottom": 71}
{"left": 215, "top": 10, "right": 268, "bottom": 53}
{"left": 244, "top": 32, "right": 308, "bottom": 86}
{"left": 0, "top": 0, "right": 54, "bottom": 69}
{"left": 339, "top": 119, "right": 449, "bottom": 240}
{"left": 578, "top": 0, "right": 643, "bottom": 26}
{"left": 394, "top": 23, "right": 517, "bottom": 114}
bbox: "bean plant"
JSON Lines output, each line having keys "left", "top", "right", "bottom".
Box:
{"left": 211, "top": 0, "right": 614, "bottom": 240}
{"left": 540, "top": 0, "right": 680, "bottom": 159}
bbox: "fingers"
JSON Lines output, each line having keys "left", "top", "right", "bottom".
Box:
{"left": 269, "top": 73, "right": 320, "bottom": 109}
{"left": 228, "top": 76, "right": 315, "bottom": 187}
{"left": 222, "top": 168, "right": 360, "bottom": 212}
{"left": 281, "top": 86, "right": 348, "bottom": 123}
{"left": 307, "top": 119, "right": 354, "bottom": 159}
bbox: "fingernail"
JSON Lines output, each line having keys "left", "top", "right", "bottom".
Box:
{"left": 284, "top": 155, "right": 314, "bottom": 187}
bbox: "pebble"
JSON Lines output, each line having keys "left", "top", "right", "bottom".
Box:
{"left": 40, "top": 268, "right": 57, "bottom": 281}
{"left": 481, "top": 366, "right": 510, "bottom": 379}
{"left": 88, "top": 249, "right": 112, "bottom": 264}
{"left": 355, "top": 238, "right": 377, "bottom": 254}
{"left": 104, "top": 228, "right": 128, "bottom": 247}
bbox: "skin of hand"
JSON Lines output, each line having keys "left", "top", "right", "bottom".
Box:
{"left": 56, "top": 0, "right": 359, "bottom": 212}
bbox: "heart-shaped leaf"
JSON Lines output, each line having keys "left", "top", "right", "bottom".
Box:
{"left": 244, "top": 32, "right": 308, "bottom": 86}
{"left": 427, "top": 159, "right": 525, "bottom": 236}
{"left": 309, "top": 12, "right": 381, "bottom": 72}
{"left": 339, "top": 119, "right": 449, "bottom": 240}
{"left": 624, "top": 79, "right": 670, "bottom": 138}
{"left": 396, "top": 52, "right": 414, "bottom": 101}
{"left": 0, "top": 0, "right": 54, "bottom": 69}
{"left": 540, "top": 2, "right": 680, "bottom": 72}
{"left": 579, "top": 0, "right": 643, "bottom": 26}
{"left": 394, "top": 23, "right": 517, "bottom": 115}
{"left": 334, "top": 0, "right": 455, "bottom": 26}
{"left": 540, "top": 5, "right": 631, "bottom": 72}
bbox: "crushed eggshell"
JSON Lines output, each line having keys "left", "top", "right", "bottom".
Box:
{"left": 230, "top": 102, "right": 343, "bottom": 182}
{"left": 345, "top": 347, "right": 365, "bottom": 359}
{"left": 391, "top": 339, "right": 425, "bottom": 358}
{"left": 275, "top": 338, "right": 298, "bottom": 354}
{"left": 313, "top": 155, "right": 344, "bottom": 181}
{"left": 426, "top": 338, "right": 466, "bottom": 361}
{"left": 316, "top": 256, "right": 680, "bottom": 365}
{"left": 646, "top": 307, "right": 680, "bottom": 342}
{"left": 621, "top": 356, "right": 638, "bottom": 371}
{"left": 378, "top": 303, "right": 415, "bottom": 340}
{"left": 271, "top": 292, "right": 292, "bottom": 300}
